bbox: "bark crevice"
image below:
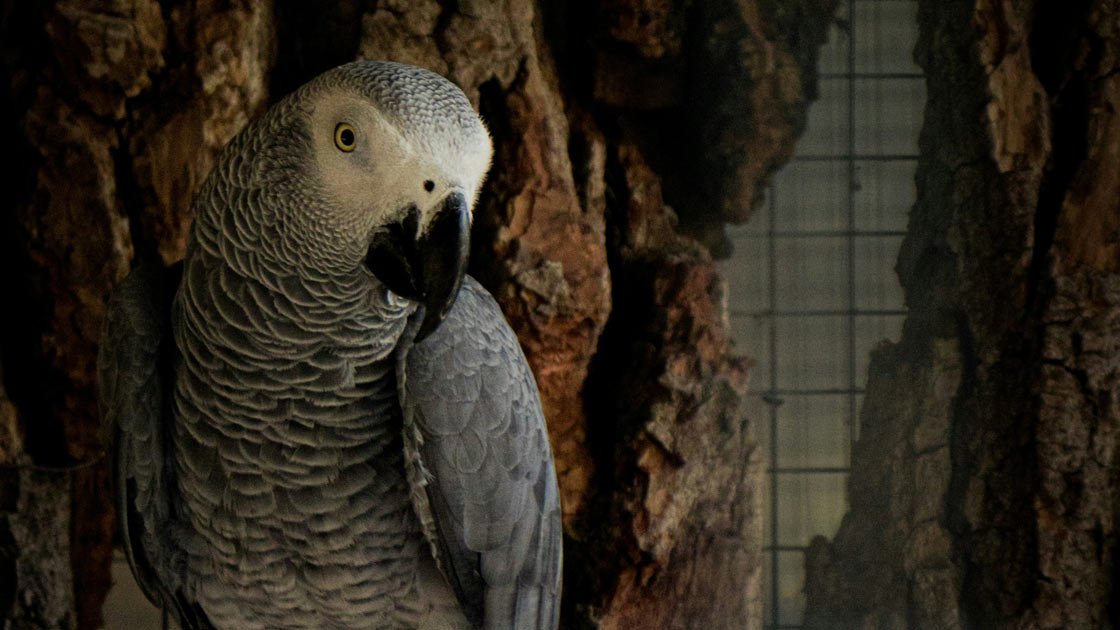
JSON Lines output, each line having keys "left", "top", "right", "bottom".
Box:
{"left": 805, "top": 2, "right": 1120, "bottom": 629}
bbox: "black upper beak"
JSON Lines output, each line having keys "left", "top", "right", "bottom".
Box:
{"left": 365, "top": 192, "right": 470, "bottom": 342}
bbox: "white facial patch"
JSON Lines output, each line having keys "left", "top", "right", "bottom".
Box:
{"left": 310, "top": 89, "right": 493, "bottom": 236}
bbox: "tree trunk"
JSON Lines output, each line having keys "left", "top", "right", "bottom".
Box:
{"left": 0, "top": 0, "right": 835, "bottom": 628}
{"left": 804, "top": 1, "right": 1120, "bottom": 629}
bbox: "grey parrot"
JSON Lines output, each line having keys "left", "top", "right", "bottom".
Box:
{"left": 98, "top": 61, "right": 562, "bottom": 630}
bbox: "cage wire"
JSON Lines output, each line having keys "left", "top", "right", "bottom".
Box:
{"left": 718, "top": 0, "right": 925, "bottom": 627}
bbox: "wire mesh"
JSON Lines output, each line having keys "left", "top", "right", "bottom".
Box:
{"left": 719, "top": 0, "right": 924, "bottom": 627}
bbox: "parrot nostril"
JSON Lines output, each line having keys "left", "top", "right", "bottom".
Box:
{"left": 423, "top": 180, "right": 435, "bottom": 193}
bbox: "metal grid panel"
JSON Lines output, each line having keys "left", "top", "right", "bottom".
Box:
{"left": 720, "top": 1, "right": 923, "bottom": 627}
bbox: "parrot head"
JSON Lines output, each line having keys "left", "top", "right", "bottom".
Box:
{"left": 287, "top": 61, "right": 493, "bottom": 339}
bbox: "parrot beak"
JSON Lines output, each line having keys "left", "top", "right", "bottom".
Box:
{"left": 365, "top": 191, "right": 470, "bottom": 342}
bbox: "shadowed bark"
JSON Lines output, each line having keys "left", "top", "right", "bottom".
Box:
{"left": 804, "top": 1, "right": 1120, "bottom": 629}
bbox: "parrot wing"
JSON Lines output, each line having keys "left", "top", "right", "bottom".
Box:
{"left": 397, "top": 276, "right": 562, "bottom": 630}
{"left": 98, "top": 263, "right": 212, "bottom": 630}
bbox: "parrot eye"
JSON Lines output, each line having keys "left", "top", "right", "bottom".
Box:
{"left": 334, "top": 123, "right": 357, "bottom": 152}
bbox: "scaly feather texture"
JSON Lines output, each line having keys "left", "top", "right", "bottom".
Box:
{"left": 397, "top": 279, "right": 562, "bottom": 630}
{"left": 100, "top": 61, "right": 560, "bottom": 630}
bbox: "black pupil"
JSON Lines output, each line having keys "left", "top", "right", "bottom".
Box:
{"left": 424, "top": 180, "right": 435, "bottom": 192}
{"left": 340, "top": 128, "right": 355, "bottom": 146}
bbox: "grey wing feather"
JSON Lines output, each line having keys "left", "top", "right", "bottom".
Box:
{"left": 99, "top": 263, "right": 212, "bottom": 630}
{"left": 398, "top": 277, "right": 562, "bottom": 630}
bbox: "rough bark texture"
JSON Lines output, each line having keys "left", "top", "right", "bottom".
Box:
{"left": 0, "top": 372, "right": 76, "bottom": 630}
{"left": 0, "top": 0, "right": 834, "bottom": 628}
{"left": 2, "top": 2, "right": 279, "bottom": 627}
{"left": 803, "top": 1, "right": 1120, "bottom": 629}
{"left": 0, "top": 469, "right": 76, "bottom": 630}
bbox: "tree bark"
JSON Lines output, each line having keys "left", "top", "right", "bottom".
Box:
{"left": 804, "top": 1, "right": 1120, "bottom": 629}
{"left": 0, "top": 1, "right": 835, "bottom": 628}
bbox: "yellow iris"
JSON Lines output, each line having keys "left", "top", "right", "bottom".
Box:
{"left": 334, "top": 123, "right": 357, "bottom": 152}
